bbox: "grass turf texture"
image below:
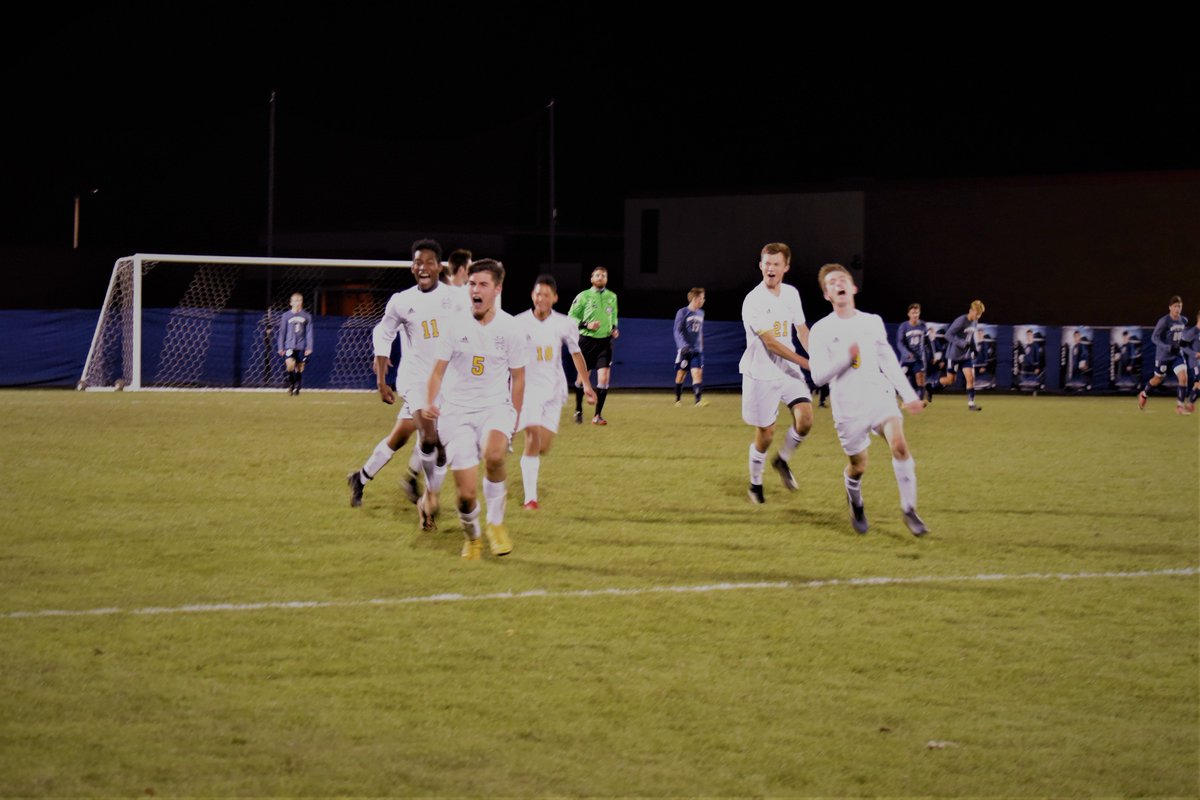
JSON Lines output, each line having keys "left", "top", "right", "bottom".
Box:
{"left": 0, "top": 390, "right": 1196, "bottom": 796}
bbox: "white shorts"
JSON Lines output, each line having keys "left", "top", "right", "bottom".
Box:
{"left": 395, "top": 378, "right": 440, "bottom": 421}
{"left": 519, "top": 390, "right": 565, "bottom": 434}
{"left": 741, "top": 374, "right": 812, "bottom": 428}
{"left": 833, "top": 402, "right": 902, "bottom": 457}
{"left": 439, "top": 405, "right": 519, "bottom": 470}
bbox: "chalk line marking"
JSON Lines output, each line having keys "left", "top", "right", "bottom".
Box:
{"left": 4, "top": 567, "right": 1196, "bottom": 621}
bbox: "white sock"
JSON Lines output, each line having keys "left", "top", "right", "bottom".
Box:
{"left": 777, "top": 427, "right": 805, "bottom": 461}
{"left": 520, "top": 455, "right": 540, "bottom": 503}
{"left": 483, "top": 479, "right": 507, "bottom": 525}
{"left": 893, "top": 457, "right": 917, "bottom": 511}
{"left": 844, "top": 469, "right": 863, "bottom": 506}
{"left": 362, "top": 438, "right": 394, "bottom": 480}
{"left": 429, "top": 463, "right": 447, "bottom": 493}
{"left": 459, "top": 503, "right": 481, "bottom": 540}
{"left": 407, "top": 445, "right": 421, "bottom": 474}
{"left": 419, "top": 447, "right": 438, "bottom": 487}
{"left": 748, "top": 444, "right": 767, "bottom": 485}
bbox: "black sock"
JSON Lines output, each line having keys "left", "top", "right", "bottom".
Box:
{"left": 596, "top": 388, "right": 608, "bottom": 417}
{"left": 693, "top": 383, "right": 702, "bottom": 403}
{"left": 575, "top": 385, "right": 584, "bottom": 413}
{"left": 675, "top": 382, "right": 683, "bottom": 401}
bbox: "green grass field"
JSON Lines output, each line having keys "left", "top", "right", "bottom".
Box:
{"left": 1, "top": 389, "right": 1196, "bottom": 796}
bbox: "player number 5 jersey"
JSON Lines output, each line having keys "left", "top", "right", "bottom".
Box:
{"left": 434, "top": 310, "right": 531, "bottom": 411}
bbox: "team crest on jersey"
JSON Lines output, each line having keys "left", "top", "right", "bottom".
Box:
{"left": 494, "top": 336, "right": 506, "bottom": 350}
{"left": 441, "top": 297, "right": 455, "bottom": 309}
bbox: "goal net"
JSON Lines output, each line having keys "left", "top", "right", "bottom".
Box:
{"left": 79, "top": 253, "right": 414, "bottom": 390}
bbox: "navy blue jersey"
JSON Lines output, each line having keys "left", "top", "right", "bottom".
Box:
{"left": 1181, "top": 325, "right": 1200, "bottom": 359}
{"left": 895, "top": 321, "right": 927, "bottom": 364}
{"left": 944, "top": 314, "right": 978, "bottom": 363}
{"left": 1071, "top": 343, "right": 1090, "bottom": 373}
{"left": 1151, "top": 314, "right": 1188, "bottom": 361}
{"left": 673, "top": 306, "right": 704, "bottom": 351}
{"left": 278, "top": 309, "right": 314, "bottom": 353}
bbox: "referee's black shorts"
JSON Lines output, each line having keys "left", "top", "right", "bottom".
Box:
{"left": 579, "top": 335, "right": 613, "bottom": 371}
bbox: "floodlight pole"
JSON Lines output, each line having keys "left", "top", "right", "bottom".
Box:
{"left": 264, "top": 90, "right": 278, "bottom": 386}
{"left": 548, "top": 98, "right": 556, "bottom": 267}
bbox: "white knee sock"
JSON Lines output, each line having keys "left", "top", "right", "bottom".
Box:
{"left": 748, "top": 444, "right": 767, "bottom": 485}
{"left": 362, "top": 438, "right": 394, "bottom": 480}
{"left": 777, "top": 427, "right": 805, "bottom": 461}
{"left": 892, "top": 457, "right": 917, "bottom": 511}
{"left": 520, "top": 455, "right": 540, "bottom": 503}
{"left": 483, "top": 479, "right": 507, "bottom": 525}
{"left": 844, "top": 469, "right": 863, "bottom": 506}
{"left": 459, "top": 502, "right": 481, "bottom": 539}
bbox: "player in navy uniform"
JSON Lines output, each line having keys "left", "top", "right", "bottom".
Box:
{"left": 1180, "top": 313, "right": 1200, "bottom": 414}
{"left": 277, "top": 292, "right": 314, "bottom": 395}
{"left": 1070, "top": 330, "right": 1091, "bottom": 385}
{"left": 673, "top": 288, "right": 706, "bottom": 406}
{"left": 895, "top": 303, "right": 929, "bottom": 403}
{"left": 1137, "top": 296, "right": 1189, "bottom": 413}
{"left": 938, "top": 300, "right": 985, "bottom": 410}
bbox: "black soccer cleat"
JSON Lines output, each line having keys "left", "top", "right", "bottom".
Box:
{"left": 748, "top": 483, "right": 765, "bottom": 505}
{"left": 347, "top": 471, "right": 365, "bottom": 508}
{"left": 847, "top": 490, "right": 868, "bottom": 534}
{"left": 902, "top": 508, "right": 929, "bottom": 537}
{"left": 968, "top": 404, "right": 982, "bottom": 412}
{"left": 573, "top": 410, "right": 583, "bottom": 424}
{"left": 771, "top": 455, "right": 797, "bottom": 491}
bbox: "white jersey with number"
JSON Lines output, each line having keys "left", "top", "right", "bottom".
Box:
{"left": 515, "top": 309, "right": 580, "bottom": 403}
{"left": 809, "top": 309, "right": 918, "bottom": 423}
{"left": 739, "top": 282, "right": 807, "bottom": 381}
{"left": 435, "top": 309, "right": 530, "bottom": 411}
{"left": 372, "top": 282, "right": 469, "bottom": 394}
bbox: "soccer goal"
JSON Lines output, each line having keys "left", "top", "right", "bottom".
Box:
{"left": 79, "top": 253, "right": 413, "bottom": 391}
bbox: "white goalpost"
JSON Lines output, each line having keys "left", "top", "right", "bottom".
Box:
{"left": 79, "top": 253, "right": 414, "bottom": 391}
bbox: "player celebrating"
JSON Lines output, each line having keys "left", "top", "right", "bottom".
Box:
{"left": 1137, "top": 296, "right": 1190, "bottom": 414}
{"left": 515, "top": 276, "right": 597, "bottom": 510}
{"left": 346, "top": 239, "right": 468, "bottom": 519}
{"left": 739, "top": 243, "right": 813, "bottom": 505}
{"left": 425, "top": 260, "right": 528, "bottom": 560}
{"left": 809, "top": 264, "right": 927, "bottom": 536}
{"left": 277, "top": 292, "right": 314, "bottom": 396}
{"left": 895, "top": 303, "right": 929, "bottom": 403}
{"left": 568, "top": 266, "right": 619, "bottom": 425}
{"left": 673, "top": 288, "right": 706, "bottom": 406}
{"left": 938, "top": 300, "right": 986, "bottom": 411}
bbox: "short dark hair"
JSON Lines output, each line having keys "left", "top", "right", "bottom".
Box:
{"left": 412, "top": 238, "right": 443, "bottom": 261}
{"left": 1169, "top": 295, "right": 1182, "bottom": 305}
{"left": 907, "top": 303, "right": 921, "bottom": 313}
{"left": 448, "top": 248, "right": 472, "bottom": 270}
{"left": 534, "top": 274, "right": 557, "bottom": 293}
{"left": 469, "top": 258, "right": 505, "bottom": 286}
{"left": 761, "top": 242, "right": 791, "bottom": 264}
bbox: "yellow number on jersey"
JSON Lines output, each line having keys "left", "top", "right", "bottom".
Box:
{"left": 537, "top": 345, "right": 554, "bottom": 362}
{"left": 772, "top": 320, "right": 789, "bottom": 338}
{"left": 471, "top": 356, "right": 485, "bottom": 376}
{"left": 420, "top": 319, "right": 440, "bottom": 339}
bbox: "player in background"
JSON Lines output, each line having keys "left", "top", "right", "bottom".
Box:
{"left": 447, "top": 248, "right": 472, "bottom": 287}
{"left": 515, "top": 275, "right": 597, "bottom": 510}
{"left": 1180, "top": 313, "right": 1200, "bottom": 414}
{"left": 425, "top": 260, "right": 528, "bottom": 560}
{"left": 938, "top": 300, "right": 986, "bottom": 411}
{"left": 277, "top": 292, "right": 314, "bottom": 396}
{"left": 673, "top": 288, "right": 707, "bottom": 406}
{"left": 347, "top": 239, "right": 467, "bottom": 518}
{"left": 739, "top": 242, "right": 813, "bottom": 505}
{"left": 895, "top": 303, "right": 929, "bottom": 403}
{"left": 1137, "top": 296, "right": 1190, "bottom": 414}
{"left": 569, "top": 266, "right": 619, "bottom": 425}
{"left": 808, "top": 264, "right": 927, "bottom": 536}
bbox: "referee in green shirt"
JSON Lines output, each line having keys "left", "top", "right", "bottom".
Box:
{"left": 568, "top": 266, "right": 619, "bottom": 425}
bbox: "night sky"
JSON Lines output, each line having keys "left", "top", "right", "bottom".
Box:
{"left": 2, "top": 9, "right": 1197, "bottom": 257}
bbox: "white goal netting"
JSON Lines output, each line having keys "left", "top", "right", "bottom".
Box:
{"left": 79, "top": 254, "right": 413, "bottom": 390}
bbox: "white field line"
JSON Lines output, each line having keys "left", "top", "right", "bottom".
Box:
{"left": 4, "top": 567, "right": 1197, "bottom": 621}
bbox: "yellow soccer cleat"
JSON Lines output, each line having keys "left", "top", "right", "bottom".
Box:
{"left": 484, "top": 523, "right": 513, "bottom": 556}
{"left": 461, "top": 537, "right": 484, "bottom": 561}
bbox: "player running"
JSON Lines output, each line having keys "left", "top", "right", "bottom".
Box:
{"left": 515, "top": 275, "right": 596, "bottom": 510}
{"left": 346, "top": 240, "right": 468, "bottom": 520}
{"left": 425, "top": 260, "right": 528, "bottom": 560}
{"left": 1137, "top": 296, "right": 1190, "bottom": 414}
{"left": 938, "top": 300, "right": 986, "bottom": 411}
{"left": 740, "top": 242, "right": 813, "bottom": 505}
{"left": 808, "top": 264, "right": 927, "bottom": 536}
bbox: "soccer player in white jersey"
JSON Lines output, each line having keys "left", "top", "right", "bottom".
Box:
{"left": 808, "top": 263, "right": 928, "bottom": 536}
{"left": 739, "top": 242, "right": 814, "bottom": 505}
{"left": 425, "top": 259, "right": 529, "bottom": 560}
{"left": 515, "top": 275, "right": 597, "bottom": 510}
{"left": 347, "top": 239, "right": 468, "bottom": 523}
